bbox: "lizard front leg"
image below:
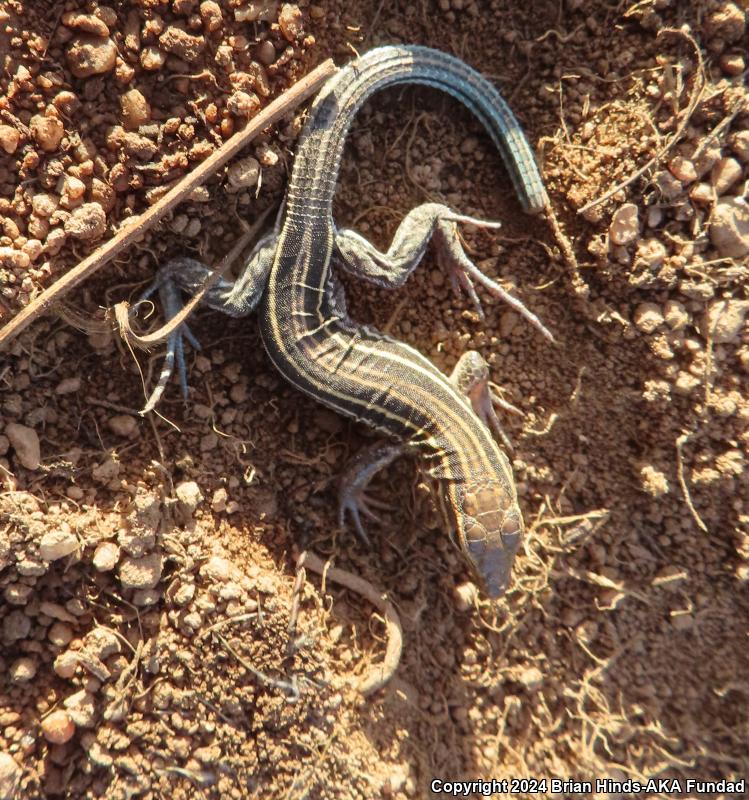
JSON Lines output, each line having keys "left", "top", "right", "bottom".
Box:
{"left": 134, "top": 233, "right": 277, "bottom": 412}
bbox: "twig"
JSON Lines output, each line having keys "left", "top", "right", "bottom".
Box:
{"left": 297, "top": 550, "right": 403, "bottom": 696}
{"left": 676, "top": 431, "right": 708, "bottom": 533}
{"left": 0, "top": 58, "right": 337, "bottom": 349}
{"left": 577, "top": 27, "right": 705, "bottom": 214}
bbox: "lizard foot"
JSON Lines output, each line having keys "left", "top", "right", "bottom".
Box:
{"left": 433, "top": 215, "right": 554, "bottom": 343}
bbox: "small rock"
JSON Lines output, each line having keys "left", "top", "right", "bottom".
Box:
{"left": 41, "top": 710, "right": 76, "bottom": 744}
{"left": 719, "top": 52, "right": 745, "bottom": 75}
{"left": 176, "top": 480, "right": 203, "bottom": 513}
{"left": 200, "top": 0, "right": 223, "bottom": 31}
{"left": 120, "top": 89, "right": 150, "bottom": 130}
{"left": 703, "top": 2, "right": 746, "bottom": 43}
{"left": 279, "top": 3, "right": 304, "bottom": 41}
{"left": 10, "top": 657, "right": 38, "bottom": 684}
{"left": 93, "top": 541, "right": 120, "bottom": 571}
{"left": 702, "top": 299, "right": 748, "bottom": 344}
{"left": 64, "top": 202, "right": 106, "bottom": 241}
{"left": 48, "top": 621, "right": 74, "bottom": 647}
{"left": 689, "top": 182, "right": 713, "bottom": 205}
{"left": 83, "top": 628, "right": 121, "bottom": 660}
{"left": 119, "top": 553, "right": 163, "bottom": 590}
{"left": 62, "top": 11, "right": 110, "bottom": 37}
{"left": 518, "top": 666, "right": 544, "bottom": 691}
{"left": 227, "top": 91, "right": 261, "bottom": 119}
{"left": 673, "top": 371, "right": 700, "bottom": 396}
{"left": 201, "top": 556, "right": 238, "bottom": 583}
{"left": 226, "top": 156, "right": 261, "bottom": 193}
{"left": 5, "top": 423, "right": 41, "bottom": 470}
{"left": 663, "top": 300, "right": 689, "bottom": 331}
{"left": 255, "top": 40, "right": 276, "bottom": 66}
{"left": 668, "top": 155, "right": 696, "bottom": 183}
{"left": 729, "top": 130, "right": 749, "bottom": 164}
{"left": 0, "top": 124, "right": 20, "bottom": 154}
{"left": 609, "top": 203, "right": 638, "bottom": 246}
{"left": 710, "top": 198, "right": 749, "bottom": 258}
{"left": 55, "top": 377, "right": 81, "bottom": 395}
{"left": 211, "top": 487, "right": 227, "bottom": 512}
{"left": 635, "top": 238, "right": 666, "bottom": 270}
{"left": 30, "top": 113, "right": 64, "bottom": 152}
{"left": 54, "top": 650, "right": 80, "bottom": 679}
{"left": 140, "top": 46, "right": 166, "bottom": 71}
{"left": 453, "top": 581, "right": 478, "bottom": 612}
{"left": 64, "top": 690, "right": 97, "bottom": 728}
{"left": 654, "top": 169, "right": 683, "bottom": 200}
{"left": 633, "top": 302, "right": 664, "bottom": 334}
{"left": 0, "top": 752, "right": 21, "bottom": 800}
{"left": 40, "top": 528, "right": 79, "bottom": 561}
{"left": 159, "top": 27, "right": 204, "bottom": 61}
{"left": 710, "top": 157, "right": 742, "bottom": 195}
{"left": 3, "top": 610, "right": 31, "bottom": 642}
{"left": 108, "top": 414, "right": 138, "bottom": 437}
{"left": 640, "top": 464, "right": 669, "bottom": 497}
{"left": 66, "top": 35, "right": 117, "bottom": 78}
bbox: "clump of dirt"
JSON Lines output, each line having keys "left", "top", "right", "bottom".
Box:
{"left": 1, "top": 0, "right": 748, "bottom": 799}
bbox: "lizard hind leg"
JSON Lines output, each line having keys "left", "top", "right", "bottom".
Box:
{"left": 449, "top": 350, "right": 523, "bottom": 452}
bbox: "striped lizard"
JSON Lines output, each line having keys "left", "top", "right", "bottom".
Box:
{"left": 138, "top": 45, "right": 553, "bottom": 597}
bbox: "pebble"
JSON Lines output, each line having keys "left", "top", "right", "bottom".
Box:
{"left": 453, "top": 581, "right": 478, "bottom": 612}
{"left": 140, "top": 46, "right": 166, "bottom": 71}
{"left": 64, "top": 690, "right": 96, "bottom": 728}
{"left": 710, "top": 157, "right": 742, "bottom": 195}
{"left": 48, "top": 622, "right": 74, "bottom": 647}
{"left": 40, "top": 529, "right": 79, "bottom": 561}
{"left": 710, "top": 198, "right": 749, "bottom": 258}
{"left": 64, "top": 202, "right": 106, "bottom": 241}
{"left": 640, "top": 465, "right": 669, "bottom": 497}
{"left": 0, "top": 124, "right": 20, "bottom": 154}
{"left": 92, "top": 541, "right": 120, "bottom": 572}
{"left": 663, "top": 300, "right": 689, "bottom": 331}
{"left": 176, "top": 481, "right": 203, "bottom": 513}
{"left": 201, "top": 556, "right": 239, "bottom": 583}
{"left": 668, "top": 155, "right": 696, "bottom": 183}
{"left": 66, "top": 35, "right": 117, "bottom": 78}
{"left": 609, "top": 203, "right": 638, "bottom": 246}
{"left": 55, "top": 377, "right": 81, "bottom": 395}
{"left": 5, "top": 423, "right": 40, "bottom": 470}
{"left": 200, "top": 1, "right": 223, "bottom": 31}
{"left": 0, "top": 247, "right": 30, "bottom": 270}
{"left": 729, "top": 130, "right": 749, "bottom": 164}
{"left": 159, "top": 27, "right": 204, "bottom": 61}
{"left": 119, "top": 553, "right": 163, "bottom": 590}
{"left": 30, "top": 113, "right": 64, "bottom": 152}
{"left": 518, "top": 666, "right": 544, "bottom": 691}
{"left": 0, "top": 753, "right": 21, "bottom": 800}
{"left": 279, "top": 4, "right": 304, "bottom": 41}
{"left": 211, "top": 487, "right": 227, "bottom": 512}
{"left": 635, "top": 238, "right": 666, "bottom": 269}
{"left": 107, "top": 414, "right": 138, "bottom": 437}
{"left": 41, "top": 710, "right": 76, "bottom": 745}
{"left": 703, "top": 2, "right": 746, "bottom": 43}
{"left": 719, "top": 52, "right": 745, "bottom": 75}
{"left": 3, "top": 610, "right": 31, "bottom": 642}
{"left": 673, "top": 371, "right": 700, "bottom": 396}
{"left": 702, "top": 299, "right": 748, "bottom": 344}
{"left": 62, "top": 11, "right": 110, "bottom": 36}
{"left": 689, "top": 182, "right": 713, "bottom": 205}
{"left": 120, "top": 89, "right": 150, "bottom": 130}
{"left": 54, "top": 650, "right": 79, "bottom": 679}
{"left": 227, "top": 91, "right": 261, "bottom": 119}
{"left": 10, "top": 657, "right": 37, "bottom": 684}
{"left": 227, "top": 156, "right": 260, "bottom": 191}
{"left": 255, "top": 40, "right": 276, "bottom": 66}
{"left": 633, "top": 302, "right": 665, "bottom": 334}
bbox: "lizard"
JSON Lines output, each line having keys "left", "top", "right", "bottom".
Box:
{"left": 136, "top": 45, "right": 553, "bottom": 597}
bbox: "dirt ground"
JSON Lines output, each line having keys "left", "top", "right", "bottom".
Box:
{"left": 1, "top": 0, "right": 748, "bottom": 798}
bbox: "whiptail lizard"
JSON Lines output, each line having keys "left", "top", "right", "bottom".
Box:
{"left": 138, "top": 45, "right": 553, "bottom": 597}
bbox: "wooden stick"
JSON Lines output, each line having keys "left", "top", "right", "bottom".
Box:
{"left": 297, "top": 550, "right": 404, "bottom": 696}
{"left": 0, "top": 58, "right": 337, "bottom": 350}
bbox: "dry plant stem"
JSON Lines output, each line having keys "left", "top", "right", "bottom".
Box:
{"left": 0, "top": 58, "right": 338, "bottom": 350}
{"left": 297, "top": 550, "right": 403, "bottom": 696}
{"left": 577, "top": 27, "right": 704, "bottom": 215}
{"left": 676, "top": 431, "right": 708, "bottom": 533}
{"left": 114, "top": 206, "right": 273, "bottom": 350}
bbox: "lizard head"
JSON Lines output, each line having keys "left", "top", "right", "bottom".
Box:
{"left": 435, "top": 480, "right": 523, "bottom": 598}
